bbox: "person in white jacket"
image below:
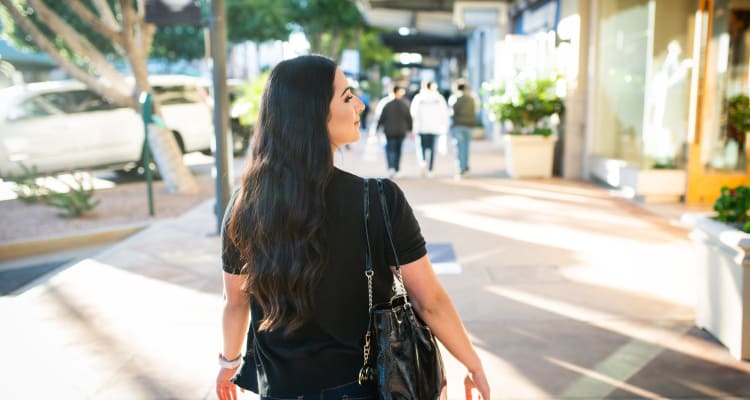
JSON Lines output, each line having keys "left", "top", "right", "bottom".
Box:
{"left": 410, "top": 81, "right": 450, "bottom": 177}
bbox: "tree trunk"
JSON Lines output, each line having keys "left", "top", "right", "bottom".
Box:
{"left": 121, "top": 0, "right": 198, "bottom": 194}
{"left": 0, "top": 0, "right": 133, "bottom": 107}
{"left": 1, "top": 0, "right": 198, "bottom": 194}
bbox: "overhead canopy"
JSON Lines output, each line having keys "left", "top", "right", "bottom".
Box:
{"left": 355, "top": 0, "right": 512, "bottom": 63}
{"left": 356, "top": 0, "right": 511, "bottom": 38}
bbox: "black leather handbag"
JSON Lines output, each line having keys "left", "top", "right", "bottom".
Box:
{"left": 358, "top": 178, "right": 445, "bottom": 400}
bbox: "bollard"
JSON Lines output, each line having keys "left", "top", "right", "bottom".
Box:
{"left": 139, "top": 92, "right": 155, "bottom": 217}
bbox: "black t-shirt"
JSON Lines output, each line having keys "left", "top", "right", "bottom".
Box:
{"left": 221, "top": 167, "right": 426, "bottom": 396}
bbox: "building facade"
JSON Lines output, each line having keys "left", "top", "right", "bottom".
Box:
{"left": 499, "top": 0, "right": 750, "bottom": 204}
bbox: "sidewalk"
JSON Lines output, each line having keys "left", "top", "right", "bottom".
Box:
{"left": 2, "top": 136, "right": 749, "bottom": 399}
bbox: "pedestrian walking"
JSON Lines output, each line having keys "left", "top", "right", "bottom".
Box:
{"left": 450, "top": 83, "right": 478, "bottom": 178}
{"left": 411, "top": 81, "right": 450, "bottom": 178}
{"left": 217, "top": 55, "right": 490, "bottom": 400}
{"left": 356, "top": 87, "right": 371, "bottom": 130}
{"left": 376, "top": 85, "right": 412, "bottom": 178}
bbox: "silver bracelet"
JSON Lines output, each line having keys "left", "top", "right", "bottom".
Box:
{"left": 218, "top": 353, "right": 242, "bottom": 369}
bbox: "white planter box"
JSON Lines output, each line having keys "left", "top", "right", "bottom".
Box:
{"left": 621, "top": 167, "right": 686, "bottom": 203}
{"left": 589, "top": 156, "right": 686, "bottom": 202}
{"left": 683, "top": 213, "right": 750, "bottom": 360}
{"left": 503, "top": 135, "right": 557, "bottom": 178}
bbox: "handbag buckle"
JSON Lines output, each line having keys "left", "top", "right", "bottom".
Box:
{"left": 358, "top": 365, "right": 373, "bottom": 384}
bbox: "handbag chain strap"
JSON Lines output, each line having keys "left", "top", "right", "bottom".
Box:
{"left": 359, "top": 178, "right": 374, "bottom": 385}
{"left": 359, "top": 178, "right": 414, "bottom": 385}
{"left": 375, "top": 179, "right": 409, "bottom": 306}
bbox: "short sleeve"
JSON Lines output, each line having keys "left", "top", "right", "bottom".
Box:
{"left": 381, "top": 179, "right": 427, "bottom": 266}
{"left": 221, "top": 188, "right": 244, "bottom": 274}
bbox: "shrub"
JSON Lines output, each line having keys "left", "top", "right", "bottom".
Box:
{"left": 43, "top": 172, "right": 100, "bottom": 218}
{"left": 485, "top": 75, "right": 565, "bottom": 137}
{"left": 5, "top": 163, "right": 49, "bottom": 204}
{"left": 714, "top": 185, "right": 750, "bottom": 232}
{"left": 7, "top": 164, "right": 99, "bottom": 218}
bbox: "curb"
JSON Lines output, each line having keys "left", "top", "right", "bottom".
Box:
{"left": 0, "top": 222, "right": 150, "bottom": 262}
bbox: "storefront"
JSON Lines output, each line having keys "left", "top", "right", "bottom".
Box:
{"left": 689, "top": 0, "right": 750, "bottom": 203}
{"left": 586, "top": 0, "right": 750, "bottom": 204}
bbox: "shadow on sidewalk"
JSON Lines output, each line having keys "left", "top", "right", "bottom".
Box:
{"left": 400, "top": 177, "right": 750, "bottom": 398}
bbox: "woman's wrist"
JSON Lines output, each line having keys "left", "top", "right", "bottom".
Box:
{"left": 218, "top": 353, "right": 243, "bottom": 369}
{"left": 466, "top": 355, "right": 484, "bottom": 375}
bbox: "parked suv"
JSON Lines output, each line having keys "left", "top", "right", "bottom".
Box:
{"left": 0, "top": 75, "right": 250, "bottom": 177}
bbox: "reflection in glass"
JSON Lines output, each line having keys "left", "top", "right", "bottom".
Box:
{"left": 706, "top": 6, "right": 750, "bottom": 171}
{"left": 592, "top": 0, "right": 695, "bottom": 170}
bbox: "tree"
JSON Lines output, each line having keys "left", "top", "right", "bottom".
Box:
{"left": 226, "top": 0, "right": 291, "bottom": 75}
{"left": 288, "top": 0, "right": 363, "bottom": 62}
{"left": 0, "top": 0, "right": 199, "bottom": 193}
{"left": 227, "top": 0, "right": 290, "bottom": 44}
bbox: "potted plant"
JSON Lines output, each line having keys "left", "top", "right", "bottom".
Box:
{"left": 682, "top": 186, "right": 750, "bottom": 360}
{"left": 485, "top": 75, "right": 564, "bottom": 178}
{"left": 724, "top": 94, "right": 750, "bottom": 169}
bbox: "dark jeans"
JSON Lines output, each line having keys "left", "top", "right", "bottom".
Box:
{"left": 385, "top": 135, "right": 405, "bottom": 171}
{"left": 260, "top": 380, "right": 376, "bottom": 400}
{"left": 419, "top": 133, "right": 438, "bottom": 171}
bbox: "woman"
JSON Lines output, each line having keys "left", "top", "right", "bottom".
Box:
{"left": 216, "top": 55, "right": 490, "bottom": 400}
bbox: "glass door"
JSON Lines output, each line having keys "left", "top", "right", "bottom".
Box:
{"left": 688, "top": 0, "right": 750, "bottom": 203}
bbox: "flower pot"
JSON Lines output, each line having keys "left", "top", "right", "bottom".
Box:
{"left": 682, "top": 213, "right": 750, "bottom": 360}
{"left": 503, "top": 134, "right": 557, "bottom": 178}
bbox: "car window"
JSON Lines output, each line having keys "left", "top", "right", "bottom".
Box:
{"left": 67, "top": 90, "right": 119, "bottom": 113}
{"left": 153, "top": 84, "right": 206, "bottom": 105}
{"left": 6, "top": 94, "right": 64, "bottom": 121}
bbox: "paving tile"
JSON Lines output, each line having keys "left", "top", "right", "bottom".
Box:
{"left": 1, "top": 139, "right": 744, "bottom": 400}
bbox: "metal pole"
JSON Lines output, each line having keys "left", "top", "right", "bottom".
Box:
{"left": 139, "top": 92, "right": 155, "bottom": 217}
{"left": 209, "top": 0, "right": 232, "bottom": 233}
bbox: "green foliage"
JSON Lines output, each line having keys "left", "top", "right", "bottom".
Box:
{"left": 4, "top": 163, "right": 48, "bottom": 204}
{"left": 714, "top": 186, "right": 750, "bottom": 232}
{"left": 2, "top": 0, "right": 190, "bottom": 60}
{"left": 234, "top": 71, "right": 269, "bottom": 127}
{"left": 152, "top": 24, "right": 205, "bottom": 61}
{"left": 6, "top": 164, "right": 99, "bottom": 218}
{"left": 288, "top": 0, "right": 363, "bottom": 59}
{"left": 2, "top": 0, "right": 377, "bottom": 66}
{"left": 728, "top": 95, "right": 750, "bottom": 133}
{"left": 227, "top": 0, "right": 291, "bottom": 44}
{"left": 2, "top": 0, "right": 118, "bottom": 55}
{"left": 360, "top": 29, "right": 393, "bottom": 71}
{"left": 485, "top": 75, "right": 565, "bottom": 136}
{"left": 43, "top": 172, "right": 100, "bottom": 218}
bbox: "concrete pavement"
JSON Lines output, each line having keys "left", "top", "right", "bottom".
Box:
{"left": 2, "top": 135, "right": 749, "bottom": 399}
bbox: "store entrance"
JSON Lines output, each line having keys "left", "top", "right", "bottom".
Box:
{"left": 688, "top": 0, "right": 750, "bottom": 203}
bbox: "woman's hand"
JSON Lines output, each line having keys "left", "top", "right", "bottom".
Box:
{"left": 216, "top": 366, "right": 242, "bottom": 400}
{"left": 464, "top": 369, "right": 490, "bottom": 400}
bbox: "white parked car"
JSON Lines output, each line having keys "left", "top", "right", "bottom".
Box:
{"left": 0, "top": 75, "right": 248, "bottom": 177}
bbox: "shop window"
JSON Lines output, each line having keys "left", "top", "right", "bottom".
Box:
{"left": 592, "top": 0, "right": 695, "bottom": 170}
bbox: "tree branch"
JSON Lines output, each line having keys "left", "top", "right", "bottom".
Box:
{"left": 68, "top": 0, "right": 121, "bottom": 43}
{"left": 135, "top": 0, "right": 145, "bottom": 18}
{"left": 142, "top": 22, "right": 156, "bottom": 54}
{"left": 91, "top": 0, "right": 120, "bottom": 32}
{"left": 27, "top": 0, "right": 130, "bottom": 92}
{"left": 119, "top": 0, "right": 150, "bottom": 94}
{"left": 0, "top": 0, "right": 134, "bottom": 108}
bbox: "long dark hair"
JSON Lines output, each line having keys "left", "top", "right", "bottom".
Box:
{"left": 227, "top": 55, "right": 337, "bottom": 333}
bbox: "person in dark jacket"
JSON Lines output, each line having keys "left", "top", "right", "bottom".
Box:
{"left": 450, "top": 83, "right": 478, "bottom": 178}
{"left": 376, "top": 86, "right": 412, "bottom": 178}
